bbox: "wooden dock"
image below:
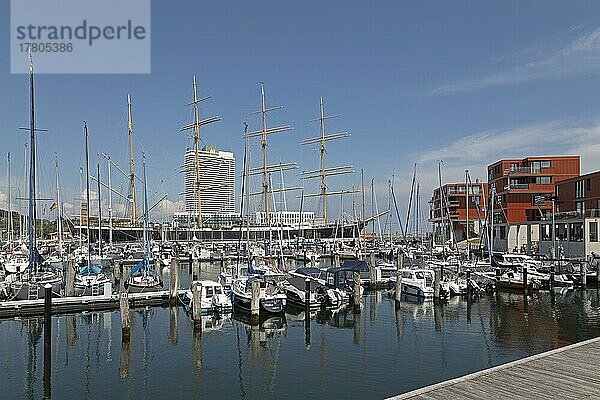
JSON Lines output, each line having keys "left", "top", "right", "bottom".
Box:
{"left": 388, "top": 336, "right": 600, "bottom": 400}
{"left": 0, "top": 290, "right": 187, "bottom": 319}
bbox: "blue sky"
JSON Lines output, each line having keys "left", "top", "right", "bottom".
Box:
{"left": 2, "top": 1, "right": 600, "bottom": 227}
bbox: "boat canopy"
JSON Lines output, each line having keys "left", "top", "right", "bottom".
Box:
{"left": 326, "top": 260, "right": 370, "bottom": 273}
{"left": 79, "top": 264, "right": 101, "bottom": 275}
{"left": 294, "top": 267, "right": 322, "bottom": 278}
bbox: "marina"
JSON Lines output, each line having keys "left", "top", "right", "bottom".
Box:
{"left": 3, "top": 261, "right": 600, "bottom": 399}
{"left": 2, "top": 1, "right": 600, "bottom": 399}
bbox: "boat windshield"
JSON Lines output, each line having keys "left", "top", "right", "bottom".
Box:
{"left": 415, "top": 271, "right": 425, "bottom": 279}
{"left": 214, "top": 286, "right": 222, "bottom": 295}
{"left": 206, "top": 286, "right": 214, "bottom": 297}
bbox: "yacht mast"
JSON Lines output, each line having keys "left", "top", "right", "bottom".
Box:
{"left": 302, "top": 98, "right": 355, "bottom": 224}
{"left": 84, "top": 122, "right": 92, "bottom": 271}
{"left": 127, "top": 95, "right": 136, "bottom": 224}
{"left": 24, "top": 52, "right": 43, "bottom": 274}
{"left": 245, "top": 83, "right": 296, "bottom": 226}
{"left": 179, "top": 76, "right": 221, "bottom": 229}
{"left": 97, "top": 159, "right": 102, "bottom": 258}
{"left": 107, "top": 156, "right": 113, "bottom": 247}
{"left": 7, "top": 153, "right": 12, "bottom": 250}
{"left": 55, "top": 155, "right": 63, "bottom": 256}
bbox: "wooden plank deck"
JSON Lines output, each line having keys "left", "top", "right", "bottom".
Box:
{"left": 0, "top": 290, "right": 187, "bottom": 318}
{"left": 388, "top": 337, "right": 600, "bottom": 400}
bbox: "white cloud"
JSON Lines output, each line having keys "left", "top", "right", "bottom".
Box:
{"left": 409, "top": 120, "right": 600, "bottom": 205}
{"left": 432, "top": 28, "right": 600, "bottom": 94}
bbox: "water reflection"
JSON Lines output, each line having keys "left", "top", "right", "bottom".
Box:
{"left": 4, "top": 289, "right": 600, "bottom": 399}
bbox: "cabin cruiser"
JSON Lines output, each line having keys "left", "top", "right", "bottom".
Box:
{"left": 497, "top": 269, "right": 542, "bottom": 291}
{"left": 182, "top": 280, "right": 232, "bottom": 314}
{"left": 323, "top": 261, "right": 368, "bottom": 302}
{"left": 231, "top": 275, "right": 287, "bottom": 314}
{"left": 397, "top": 269, "right": 435, "bottom": 298}
{"left": 281, "top": 267, "right": 347, "bottom": 310}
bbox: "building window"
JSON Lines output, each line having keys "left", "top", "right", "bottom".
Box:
{"left": 576, "top": 201, "right": 585, "bottom": 217}
{"left": 541, "top": 224, "right": 551, "bottom": 241}
{"left": 536, "top": 176, "right": 551, "bottom": 184}
{"left": 556, "top": 223, "right": 568, "bottom": 240}
{"left": 532, "top": 161, "right": 541, "bottom": 173}
{"left": 510, "top": 163, "right": 518, "bottom": 172}
{"left": 499, "top": 226, "right": 506, "bottom": 240}
{"left": 570, "top": 222, "right": 583, "bottom": 242}
{"left": 576, "top": 180, "right": 585, "bottom": 198}
{"left": 587, "top": 178, "right": 591, "bottom": 191}
{"left": 590, "top": 222, "right": 598, "bottom": 242}
{"left": 540, "top": 160, "right": 551, "bottom": 168}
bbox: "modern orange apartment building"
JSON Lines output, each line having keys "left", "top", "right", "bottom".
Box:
{"left": 556, "top": 171, "right": 600, "bottom": 217}
{"left": 487, "top": 156, "right": 580, "bottom": 224}
{"left": 429, "top": 181, "right": 488, "bottom": 241}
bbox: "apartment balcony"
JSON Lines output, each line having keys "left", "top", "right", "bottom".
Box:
{"left": 505, "top": 166, "right": 541, "bottom": 175}
{"left": 505, "top": 183, "right": 529, "bottom": 190}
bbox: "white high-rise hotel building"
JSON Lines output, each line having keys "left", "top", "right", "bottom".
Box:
{"left": 183, "top": 146, "right": 235, "bottom": 215}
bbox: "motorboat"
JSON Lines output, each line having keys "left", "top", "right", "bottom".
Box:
{"left": 281, "top": 267, "right": 346, "bottom": 310}
{"left": 397, "top": 269, "right": 435, "bottom": 298}
{"left": 231, "top": 275, "right": 287, "bottom": 314}
{"left": 182, "top": 279, "right": 232, "bottom": 314}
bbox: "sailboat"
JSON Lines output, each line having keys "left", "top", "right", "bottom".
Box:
{"left": 74, "top": 122, "right": 110, "bottom": 296}
{"left": 8, "top": 53, "right": 62, "bottom": 300}
{"left": 125, "top": 153, "right": 163, "bottom": 293}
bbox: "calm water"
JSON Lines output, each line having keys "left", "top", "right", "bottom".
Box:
{"left": 3, "top": 263, "right": 600, "bottom": 399}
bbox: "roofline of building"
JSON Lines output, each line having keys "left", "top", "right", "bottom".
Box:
{"left": 488, "top": 155, "right": 581, "bottom": 167}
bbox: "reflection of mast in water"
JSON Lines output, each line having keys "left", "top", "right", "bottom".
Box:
{"left": 235, "top": 322, "right": 247, "bottom": 400}
{"left": 104, "top": 312, "right": 112, "bottom": 364}
{"left": 141, "top": 309, "right": 153, "bottom": 398}
{"left": 23, "top": 318, "right": 42, "bottom": 400}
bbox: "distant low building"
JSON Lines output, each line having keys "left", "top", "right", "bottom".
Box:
{"left": 251, "top": 211, "right": 315, "bottom": 227}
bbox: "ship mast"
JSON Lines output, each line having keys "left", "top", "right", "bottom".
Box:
{"left": 179, "top": 76, "right": 221, "bottom": 229}
{"left": 127, "top": 95, "right": 136, "bottom": 224}
{"left": 302, "top": 97, "right": 356, "bottom": 225}
{"left": 245, "top": 83, "right": 297, "bottom": 226}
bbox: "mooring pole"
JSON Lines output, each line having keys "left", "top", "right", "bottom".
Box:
{"left": 169, "top": 256, "right": 179, "bottom": 305}
{"left": 523, "top": 267, "right": 528, "bottom": 297}
{"left": 369, "top": 251, "right": 376, "bottom": 288}
{"left": 353, "top": 271, "right": 362, "bottom": 313}
{"left": 43, "top": 283, "right": 52, "bottom": 352}
{"left": 192, "top": 281, "right": 203, "bottom": 327}
{"left": 305, "top": 277, "right": 311, "bottom": 347}
{"left": 466, "top": 269, "right": 472, "bottom": 298}
{"left": 251, "top": 280, "right": 260, "bottom": 320}
{"left": 120, "top": 292, "right": 130, "bottom": 339}
{"left": 580, "top": 262, "right": 587, "bottom": 288}
{"left": 395, "top": 253, "right": 403, "bottom": 302}
{"left": 434, "top": 269, "right": 441, "bottom": 300}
